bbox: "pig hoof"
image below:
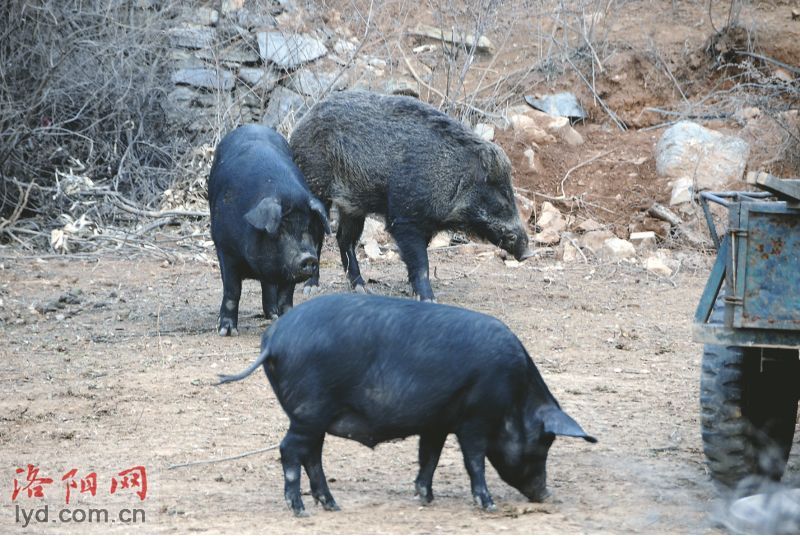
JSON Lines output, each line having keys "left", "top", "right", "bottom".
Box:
{"left": 293, "top": 509, "right": 309, "bottom": 518}
{"left": 218, "top": 325, "right": 239, "bottom": 337}
{"left": 354, "top": 284, "right": 369, "bottom": 294}
{"left": 322, "top": 501, "right": 340, "bottom": 512}
{"left": 414, "top": 483, "right": 434, "bottom": 504}
{"left": 484, "top": 503, "right": 497, "bottom": 513}
{"left": 303, "top": 284, "right": 320, "bottom": 296}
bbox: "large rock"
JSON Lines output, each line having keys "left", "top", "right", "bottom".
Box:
{"left": 195, "top": 43, "right": 260, "bottom": 65}
{"left": 598, "top": 237, "right": 636, "bottom": 261}
{"left": 288, "top": 69, "right": 345, "bottom": 97}
{"left": 257, "top": 32, "right": 327, "bottom": 69}
{"left": 360, "top": 216, "right": 390, "bottom": 245}
{"left": 509, "top": 114, "right": 556, "bottom": 145}
{"left": 169, "top": 25, "right": 216, "bottom": 49}
{"left": 514, "top": 192, "right": 534, "bottom": 224}
{"left": 238, "top": 66, "right": 279, "bottom": 91}
{"left": 536, "top": 201, "right": 566, "bottom": 233}
{"left": 261, "top": 86, "right": 308, "bottom": 130}
{"left": 579, "top": 229, "right": 615, "bottom": 254}
{"left": 655, "top": 121, "right": 750, "bottom": 190}
{"left": 172, "top": 68, "right": 235, "bottom": 91}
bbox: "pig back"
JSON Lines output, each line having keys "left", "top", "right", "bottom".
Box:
{"left": 289, "top": 90, "right": 502, "bottom": 219}
{"left": 265, "top": 294, "right": 535, "bottom": 437}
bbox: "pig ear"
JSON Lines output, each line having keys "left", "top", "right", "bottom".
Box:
{"left": 245, "top": 197, "right": 282, "bottom": 235}
{"left": 309, "top": 197, "right": 331, "bottom": 234}
{"left": 541, "top": 406, "right": 597, "bottom": 443}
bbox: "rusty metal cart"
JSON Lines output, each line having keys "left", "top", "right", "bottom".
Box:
{"left": 693, "top": 173, "right": 800, "bottom": 490}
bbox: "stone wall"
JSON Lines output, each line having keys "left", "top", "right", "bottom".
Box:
{"left": 163, "top": 0, "right": 418, "bottom": 136}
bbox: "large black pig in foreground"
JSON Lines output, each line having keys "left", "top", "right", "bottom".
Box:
{"left": 218, "top": 294, "right": 596, "bottom": 515}
{"left": 208, "top": 125, "right": 330, "bottom": 336}
{"left": 290, "top": 90, "right": 533, "bottom": 302}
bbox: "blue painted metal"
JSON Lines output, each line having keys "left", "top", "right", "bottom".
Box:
{"left": 694, "top": 235, "right": 728, "bottom": 324}
{"left": 693, "top": 187, "right": 800, "bottom": 349}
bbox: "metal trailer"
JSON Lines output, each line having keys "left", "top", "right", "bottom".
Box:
{"left": 693, "top": 173, "right": 800, "bottom": 490}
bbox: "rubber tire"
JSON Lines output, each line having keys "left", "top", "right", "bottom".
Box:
{"left": 700, "top": 296, "right": 799, "bottom": 491}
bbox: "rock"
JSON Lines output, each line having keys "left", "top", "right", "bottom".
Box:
{"left": 474, "top": 123, "right": 495, "bottom": 141}
{"left": 734, "top": 106, "right": 761, "bottom": 124}
{"left": 629, "top": 231, "right": 657, "bottom": 252}
{"left": 192, "top": 7, "right": 219, "bottom": 26}
{"left": 504, "top": 259, "right": 522, "bottom": 268}
{"left": 288, "top": 69, "right": 345, "bottom": 97}
{"left": 238, "top": 66, "right": 279, "bottom": 90}
{"left": 221, "top": 0, "right": 245, "bottom": 13}
{"left": 559, "top": 234, "right": 582, "bottom": 262}
{"left": 773, "top": 68, "right": 794, "bottom": 83}
{"left": 522, "top": 147, "right": 538, "bottom": 171}
{"left": 510, "top": 115, "right": 556, "bottom": 145}
{"left": 261, "top": 86, "right": 308, "bottom": 130}
{"left": 195, "top": 42, "right": 260, "bottom": 65}
{"left": 168, "top": 49, "right": 208, "bottom": 69}
{"left": 580, "top": 230, "right": 615, "bottom": 254}
{"left": 363, "top": 239, "right": 382, "bottom": 260}
{"left": 429, "top": 231, "right": 451, "bottom": 249}
{"left": 629, "top": 216, "right": 671, "bottom": 240}
{"left": 334, "top": 39, "right": 358, "bottom": 57}
{"left": 514, "top": 192, "right": 534, "bottom": 224}
{"left": 669, "top": 177, "right": 694, "bottom": 205}
{"left": 546, "top": 116, "right": 584, "bottom": 146}
{"left": 598, "top": 237, "right": 636, "bottom": 261}
{"left": 360, "top": 216, "right": 390, "bottom": 244}
{"left": 655, "top": 121, "right": 750, "bottom": 190}
{"left": 645, "top": 256, "right": 672, "bottom": 277}
{"left": 524, "top": 92, "right": 587, "bottom": 122}
{"left": 533, "top": 228, "right": 561, "bottom": 245}
{"left": 577, "top": 218, "right": 603, "bottom": 232}
{"left": 172, "top": 68, "right": 235, "bottom": 91}
{"left": 169, "top": 25, "right": 216, "bottom": 49}
{"left": 257, "top": 32, "right": 328, "bottom": 70}
{"left": 536, "top": 202, "right": 566, "bottom": 233}
{"left": 235, "top": 8, "right": 277, "bottom": 29}
{"left": 408, "top": 23, "right": 495, "bottom": 54}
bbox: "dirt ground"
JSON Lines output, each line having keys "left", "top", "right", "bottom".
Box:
{"left": 2, "top": 242, "right": 797, "bottom": 534}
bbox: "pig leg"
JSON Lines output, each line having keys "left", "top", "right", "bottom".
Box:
{"left": 275, "top": 283, "right": 295, "bottom": 316}
{"left": 456, "top": 426, "right": 496, "bottom": 511}
{"left": 390, "top": 223, "right": 435, "bottom": 302}
{"left": 336, "top": 213, "right": 367, "bottom": 292}
{"left": 217, "top": 254, "right": 242, "bottom": 336}
{"left": 415, "top": 431, "right": 448, "bottom": 504}
{"left": 261, "top": 283, "right": 280, "bottom": 320}
{"left": 280, "top": 428, "right": 313, "bottom": 516}
{"left": 303, "top": 436, "right": 339, "bottom": 511}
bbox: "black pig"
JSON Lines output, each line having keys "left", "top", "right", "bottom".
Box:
{"left": 289, "top": 90, "right": 533, "bottom": 301}
{"left": 208, "top": 124, "right": 330, "bottom": 336}
{"left": 219, "top": 294, "right": 596, "bottom": 515}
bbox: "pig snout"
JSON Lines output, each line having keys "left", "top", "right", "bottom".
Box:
{"left": 502, "top": 228, "right": 533, "bottom": 261}
{"left": 294, "top": 252, "right": 318, "bottom": 280}
{"left": 522, "top": 478, "right": 550, "bottom": 503}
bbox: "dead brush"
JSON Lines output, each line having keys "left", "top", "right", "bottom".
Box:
{"left": 0, "top": 0, "right": 186, "bottom": 250}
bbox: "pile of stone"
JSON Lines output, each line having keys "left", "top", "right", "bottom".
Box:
{"left": 164, "top": 1, "right": 436, "bottom": 135}
{"left": 165, "top": 0, "right": 349, "bottom": 134}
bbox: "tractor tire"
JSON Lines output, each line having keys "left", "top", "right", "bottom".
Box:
{"left": 699, "top": 295, "right": 799, "bottom": 491}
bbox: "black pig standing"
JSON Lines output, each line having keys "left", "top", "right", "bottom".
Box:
{"left": 289, "top": 90, "right": 533, "bottom": 301}
{"left": 208, "top": 125, "right": 330, "bottom": 336}
{"left": 219, "top": 294, "right": 596, "bottom": 515}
